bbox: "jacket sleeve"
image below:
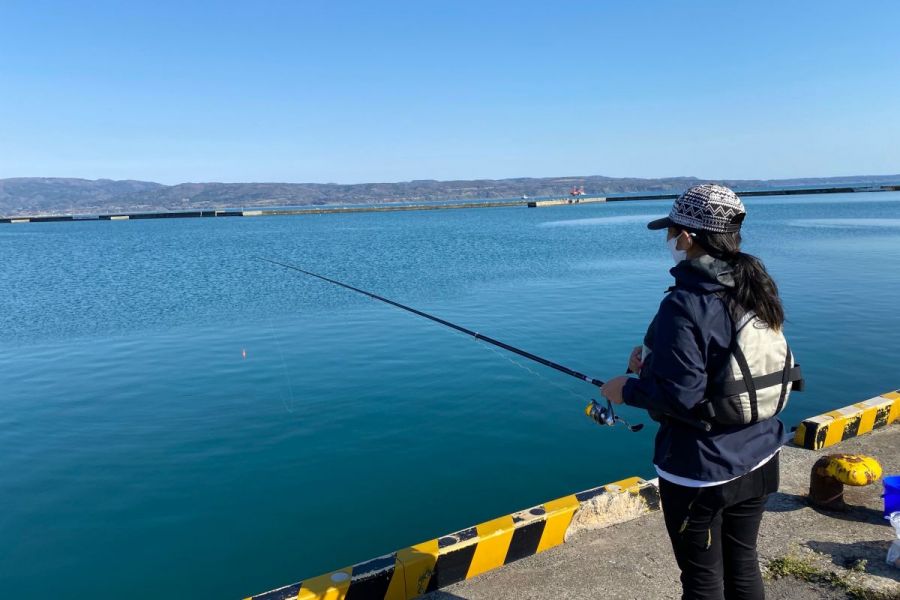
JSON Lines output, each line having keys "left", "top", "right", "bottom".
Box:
{"left": 622, "top": 294, "right": 708, "bottom": 418}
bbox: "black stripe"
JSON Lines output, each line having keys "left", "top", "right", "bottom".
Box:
{"left": 352, "top": 554, "right": 395, "bottom": 575}
{"left": 438, "top": 526, "right": 477, "bottom": 549}
{"left": 842, "top": 415, "right": 861, "bottom": 440}
{"left": 253, "top": 582, "right": 302, "bottom": 600}
{"left": 814, "top": 425, "right": 828, "bottom": 450}
{"left": 504, "top": 520, "right": 546, "bottom": 564}
{"left": 874, "top": 406, "right": 891, "bottom": 429}
{"left": 730, "top": 343, "right": 758, "bottom": 422}
{"left": 345, "top": 569, "right": 394, "bottom": 600}
{"left": 575, "top": 486, "right": 606, "bottom": 502}
{"left": 802, "top": 420, "right": 816, "bottom": 450}
{"left": 425, "top": 544, "right": 478, "bottom": 592}
{"left": 717, "top": 366, "right": 803, "bottom": 396}
{"left": 792, "top": 364, "right": 805, "bottom": 391}
{"left": 639, "top": 484, "right": 661, "bottom": 511}
{"left": 775, "top": 347, "right": 792, "bottom": 414}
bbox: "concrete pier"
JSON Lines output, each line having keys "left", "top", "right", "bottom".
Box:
{"left": 433, "top": 425, "right": 900, "bottom": 600}
{"left": 244, "top": 390, "right": 900, "bottom": 600}
{"left": 526, "top": 197, "right": 606, "bottom": 207}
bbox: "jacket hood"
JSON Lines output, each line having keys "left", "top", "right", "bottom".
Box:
{"left": 670, "top": 255, "right": 736, "bottom": 292}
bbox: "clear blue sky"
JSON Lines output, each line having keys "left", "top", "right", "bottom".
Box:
{"left": 1, "top": 1, "right": 898, "bottom": 184}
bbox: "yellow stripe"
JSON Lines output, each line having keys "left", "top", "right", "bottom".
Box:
{"left": 467, "top": 515, "right": 516, "bottom": 578}
{"left": 793, "top": 422, "right": 808, "bottom": 446}
{"left": 823, "top": 417, "right": 846, "bottom": 448}
{"left": 856, "top": 406, "right": 878, "bottom": 436}
{"left": 392, "top": 539, "right": 438, "bottom": 598}
{"left": 824, "top": 408, "right": 845, "bottom": 420}
{"left": 604, "top": 476, "right": 642, "bottom": 493}
{"left": 537, "top": 494, "right": 580, "bottom": 553}
{"left": 383, "top": 556, "right": 406, "bottom": 600}
{"left": 889, "top": 398, "right": 900, "bottom": 425}
{"left": 298, "top": 568, "right": 353, "bottom": 600}
{"left": 882, "top": 391, "right": 900, "bottom": 424}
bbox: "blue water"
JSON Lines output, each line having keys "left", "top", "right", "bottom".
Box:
{"left": 3, "top": 192, "right": 900, "bottom": 598}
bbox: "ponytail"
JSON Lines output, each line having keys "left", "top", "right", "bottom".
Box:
{"left": 694, "top": 230, "right": 785, "bottom": 330}
{"left": 728, "top": 251, "right": 785, "bottom": 330}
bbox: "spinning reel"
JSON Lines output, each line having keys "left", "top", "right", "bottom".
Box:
{"left": 585, "top": 398, "right": 644, "bottom": 432}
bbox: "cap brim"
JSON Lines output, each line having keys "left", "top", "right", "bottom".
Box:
{"left": 646, "top": 217, "right": 673, "bottom": 230}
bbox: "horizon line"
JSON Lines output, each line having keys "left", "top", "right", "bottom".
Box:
{"left": 3, "top": 172, "right": 900, "bottom": 187}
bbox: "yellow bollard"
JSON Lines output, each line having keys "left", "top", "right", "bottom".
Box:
{"left": 809, "top": 454, "right": 882, "bottom": 510}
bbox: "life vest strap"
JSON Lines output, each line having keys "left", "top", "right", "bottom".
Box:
{"left": 714, "top": 365, "right": 804, "bottom": 397}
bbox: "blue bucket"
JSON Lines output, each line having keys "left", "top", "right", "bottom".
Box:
{"left": 885, "top": 475, "right": 900, "bottom": 518}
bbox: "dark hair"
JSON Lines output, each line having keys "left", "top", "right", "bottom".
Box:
{"left": 693, "top": 230, "right": 785, "bottom": 330}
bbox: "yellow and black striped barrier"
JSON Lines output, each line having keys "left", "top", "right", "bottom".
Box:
{"left": 246, "top": 476, "right": 659, "bottom": 600}
{"left": 794, "top": 389, "right": 900, "bottom": 450}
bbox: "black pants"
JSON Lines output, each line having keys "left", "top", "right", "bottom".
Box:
{"left": 659, "top": 453, "right": 779, "bottom": 600}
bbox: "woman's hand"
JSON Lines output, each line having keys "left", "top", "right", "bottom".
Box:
{"left": 601, "top": 375, "right": 630, "bottom": 405}
{"left": 628, "top": 345, "right": 643, "bottom": 374}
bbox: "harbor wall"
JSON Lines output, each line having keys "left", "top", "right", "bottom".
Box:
{"left": 245, "top": 477, "right": 660, "bottom": 600}
{"left": 245, "top": 388, "right": 900, "bottom": 600}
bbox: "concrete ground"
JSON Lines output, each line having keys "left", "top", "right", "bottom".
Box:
{"left": 427, "top": 425, "right": 900, "bottom": 600}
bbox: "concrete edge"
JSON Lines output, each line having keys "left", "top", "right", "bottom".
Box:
{"left": 244, "top": 389, "right": 900, "bottom": 600}
{"left": 245, "top": 476, "right": 659, "bottom": 600}
{"left": 793, "top": 389, "right": 900, "bottom": 450}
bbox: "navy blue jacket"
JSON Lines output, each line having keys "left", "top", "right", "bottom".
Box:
{"left": 622, "top": 256, "right": 786, "bottom": 482}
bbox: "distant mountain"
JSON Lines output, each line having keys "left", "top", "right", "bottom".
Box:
{"left": 2, "top": 174, "right": 899, "bottom": 216}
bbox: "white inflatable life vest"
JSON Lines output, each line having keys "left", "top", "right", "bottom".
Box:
{"left": 699, "top": 302, "right": 804, "bottom": 426}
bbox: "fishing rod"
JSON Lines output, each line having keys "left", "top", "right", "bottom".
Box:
{"left": 255, "top": 256, "right": 644, "bottom": 432}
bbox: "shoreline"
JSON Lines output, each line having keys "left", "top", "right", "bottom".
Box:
{"left": 3, "top": 184, "right": 900, "bottom": 224}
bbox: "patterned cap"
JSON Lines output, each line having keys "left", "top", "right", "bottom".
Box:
{"left": 647, "top": 184, "right": 746, "bottom": 233}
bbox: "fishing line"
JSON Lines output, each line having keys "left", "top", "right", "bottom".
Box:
{"left": 253, "top": 256, "right": 605, "bottom": 386}
{"left": 475, "top": 339, "right": 585, "bottom": 403}
{"left": 254, "top": 256, "right": 668, "bottom": 432}
{"left": 268, "top": 314, "right": 298, "bottom": 414}
{"left": 256, "top": 262, "right": 299, "bottom": 414}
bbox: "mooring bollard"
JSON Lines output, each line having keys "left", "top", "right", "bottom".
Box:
{"left": 809, "top": 454, "right": 883, "bottom": 510}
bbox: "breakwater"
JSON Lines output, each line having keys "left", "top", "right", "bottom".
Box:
{"left": 4, "top": 184, "right": 899, "bottom": 223}
{"left": 0, "top": 200, "right": 527, "bottom": 223}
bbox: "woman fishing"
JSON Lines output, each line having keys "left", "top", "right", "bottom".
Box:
{"left": 601, "top": 184, "right": 801, "bottom": 600}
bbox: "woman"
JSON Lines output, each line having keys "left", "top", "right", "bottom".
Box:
{"left": 601, "top": 184, "right": 794, "bottom": 600}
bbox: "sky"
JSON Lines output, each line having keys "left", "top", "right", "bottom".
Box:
{"left": 1, "top": 1, "right": 898, "bottom": 184}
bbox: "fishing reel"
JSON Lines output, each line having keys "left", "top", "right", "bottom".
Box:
{"left": 585, "top": 398, "right": 644, "bottom": 432}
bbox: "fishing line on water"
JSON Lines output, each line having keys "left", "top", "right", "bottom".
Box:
{"left": 257, "top": 279, "right": 299, "bottom": 413}
{"left": 255, "top": 257, "right": 651, "bottom": 431}
{"left": 270, "top": 316, "right": 300, "bottom": 414}
{"left": 474, "top": 336, "right": 585, "bottom": 402}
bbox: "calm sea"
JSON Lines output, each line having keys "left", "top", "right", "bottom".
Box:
{"left": 3, "top": 192, "right": 900, "bottom": 598}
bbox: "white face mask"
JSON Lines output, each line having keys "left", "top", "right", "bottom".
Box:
{"left": 667, "top": 235, "right": 687, "bottom": 264}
